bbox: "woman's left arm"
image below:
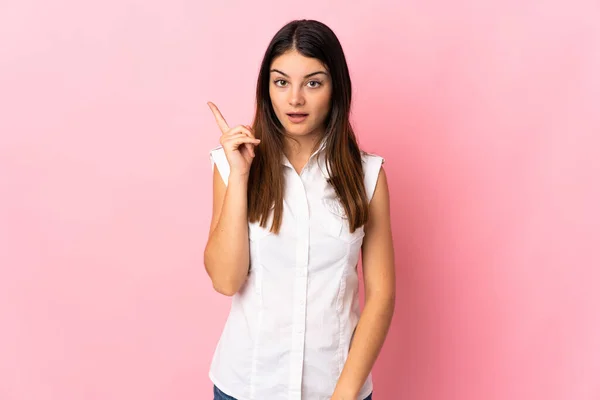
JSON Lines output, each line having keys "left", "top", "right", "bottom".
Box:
{"left": 332, "top": 167, "right": 396, "bottom": 400}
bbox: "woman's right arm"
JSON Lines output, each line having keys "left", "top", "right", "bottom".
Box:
{"left": 203, "top": 102, "right": 260, "bottom": 296}
{"left": 204, "top": 167, "right": 251, "bottom": 296}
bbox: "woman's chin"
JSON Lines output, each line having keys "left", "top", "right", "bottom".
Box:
{"left": 285, "top": 125, "right": 318, "bottom": 137}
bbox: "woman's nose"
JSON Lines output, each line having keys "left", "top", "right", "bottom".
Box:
{"left": 288, "top": 87, "right": 305, "bottom": 106}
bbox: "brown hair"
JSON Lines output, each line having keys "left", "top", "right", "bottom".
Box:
{"left": 248, "top": 20, "right": 369, "bottom": 234}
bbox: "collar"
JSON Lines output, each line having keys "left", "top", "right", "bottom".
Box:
{"left": 281, "top": 137, "right": 328, "bottom": 169}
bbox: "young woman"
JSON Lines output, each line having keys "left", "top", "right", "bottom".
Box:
{"left": 204, "top": 19, "right": 395, "bottom": 400}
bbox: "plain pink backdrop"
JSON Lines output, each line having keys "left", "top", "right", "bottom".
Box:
{"left": 1, "top": 1, "right": 599, "bottom": 399}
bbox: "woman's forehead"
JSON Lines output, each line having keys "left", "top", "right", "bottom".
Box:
{"left": 270, "top": 51, "right": 327, "bottom": 76}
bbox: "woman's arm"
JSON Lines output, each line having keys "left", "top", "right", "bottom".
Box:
{"left": 204, "top": 102, "right": 260, "bottom": 296}
{"left": 203, "top": 167, "right": 251, "bottom": 296}
{"left": 332, "top": 167, "right": 396, "bottom": 399}
{"left": 203, "top": 102, "right": 260, "bottom": 296}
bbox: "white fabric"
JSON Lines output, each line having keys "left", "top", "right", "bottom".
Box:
{"left": 208, "top": 142, "right": 384, "bottom": 400}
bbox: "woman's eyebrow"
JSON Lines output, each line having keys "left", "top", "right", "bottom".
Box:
{"left": 270, "top": 69, "right": 328, "bottom": 78}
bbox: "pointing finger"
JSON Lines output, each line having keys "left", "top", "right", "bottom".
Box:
{"left": 207, "top": 101, "right": 230, "bottom": 134}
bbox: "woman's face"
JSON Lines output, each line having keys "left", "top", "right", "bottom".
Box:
{"left": 269, "top": 50, "right": 332, "bottom": 138}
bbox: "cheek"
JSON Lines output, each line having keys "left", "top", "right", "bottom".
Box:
{"left": 269, "top": 91, "right": 284, "bottom": 114}
{"left": 313, "top": 93, "right": 332, "bottom": 119}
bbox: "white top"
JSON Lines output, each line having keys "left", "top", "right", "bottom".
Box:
{"left": 208, "top": 140, "right": 384, "bottom": 400}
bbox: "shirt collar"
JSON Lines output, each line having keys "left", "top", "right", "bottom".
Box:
{"left": 281, "top": 137, "right": 328, "bottom": 169}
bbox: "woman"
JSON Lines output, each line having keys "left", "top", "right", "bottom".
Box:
{"left": 204, "top": 19, "right": 395, "bottom": 400}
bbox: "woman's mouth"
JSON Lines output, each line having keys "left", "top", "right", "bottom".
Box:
{"left": 287, "top": 113, "right": 308, "bottom": 123}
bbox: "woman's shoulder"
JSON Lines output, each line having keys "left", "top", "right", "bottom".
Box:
{"left": 360, "top": 150, "right": 385, "bottom": 202}
{"left": 360, "top": 150, "right": 385, "bottom": 166}
{"left": 209, "top": 145, "right": 230, "bottom": 185}
{"left": 209, "top": 145, "right": 228, "bottom": 164}
{"left": 210, "top": 144, "right": 226, "bottom": 157}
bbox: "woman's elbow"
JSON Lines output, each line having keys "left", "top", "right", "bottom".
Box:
{"left": 212, "top": 283, "right": 238, "bottom": 296}
{"left": 204, "top": 260, "right": 242, "bottom": 297}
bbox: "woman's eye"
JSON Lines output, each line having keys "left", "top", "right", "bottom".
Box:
{"left": 274, "top": 80, "right": 321, "bottom": 88}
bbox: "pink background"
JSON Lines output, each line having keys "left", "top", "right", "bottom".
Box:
{"left": 1, "top": 1, "right": 599, "bottom": 399}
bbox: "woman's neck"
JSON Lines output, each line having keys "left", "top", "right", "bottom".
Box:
{"left": 283, "top": 131, "right": 325, "bottom": 172}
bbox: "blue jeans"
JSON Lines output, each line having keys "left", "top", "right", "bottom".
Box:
{"left": 214, "top": 385, "right": 373, "bottom": 399}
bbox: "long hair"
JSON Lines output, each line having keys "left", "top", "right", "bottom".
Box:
{"left": 248, "top": 19, "right": 369, "bottom": 234}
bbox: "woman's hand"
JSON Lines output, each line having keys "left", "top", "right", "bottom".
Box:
{"left": 208, "top": 101, "right": 260, "bottom": 176}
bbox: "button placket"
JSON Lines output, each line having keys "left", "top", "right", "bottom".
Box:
{"left": 288, "top": 174, "right": 309, "bottom": 398}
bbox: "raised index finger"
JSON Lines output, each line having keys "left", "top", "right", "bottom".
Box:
{"left": 207, "top": 102, "right": 230, "bottom": 134}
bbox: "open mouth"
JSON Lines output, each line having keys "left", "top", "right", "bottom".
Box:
{"left": 287, "top": 113, "right": 309, "bottom": 123}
